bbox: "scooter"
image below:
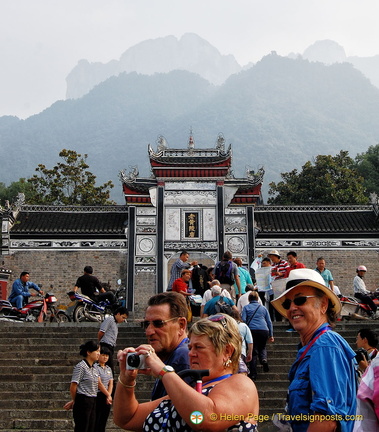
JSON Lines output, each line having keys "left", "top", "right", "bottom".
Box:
{"left": 340, "top": 295, "right": 379, "bottom": 320}
{"left": 67, "top": 281, "right": 127, "bottom": 323}
{"left": 67, "top": 291, "right": 116, "bottom": 322}
{"left": 114, "top": 279, "right": 127, "bottom": 308}
{"left": 0, "top": 292, "right": 71, "bottom": 323}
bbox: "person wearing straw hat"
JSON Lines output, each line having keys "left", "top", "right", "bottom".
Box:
{"left": 271, "top": 269, "right": 357, "bottom": 432}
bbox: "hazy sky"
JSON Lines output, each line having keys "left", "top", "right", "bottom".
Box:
{"left": 1, "top": 0, "right": 379, "bottom": 119}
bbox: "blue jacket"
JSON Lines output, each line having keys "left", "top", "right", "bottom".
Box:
{"left": 241, "top": 300, "right": 273, "bottom": 337}
{"left": 8, "top": 278, "right": 41, "bottom": 302}
{"left": 151, "top": 338, "right": 190, "bottom": 400}
{"left": 287, "top": 324, "right": 357, "bottom": 432}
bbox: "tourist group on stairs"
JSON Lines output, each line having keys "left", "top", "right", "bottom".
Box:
{"left": 16, "top": 252, "right": 377, "bottom": 431}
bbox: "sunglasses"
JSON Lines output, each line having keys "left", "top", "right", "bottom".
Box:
{"left": 281, "top": 296, "right": 317, "bottom": 310}
{"left": 141, "top": 317, "right": 178, "bottom": 330}
{"left": 207, "top": 314, "right": 228, "bottom": 328}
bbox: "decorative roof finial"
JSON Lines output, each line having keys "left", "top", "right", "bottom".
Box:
{"left": 119, "top": 166, "right": 139, "bottom": 184}
{"left": 15, "top": 193, "right": 25, "bottom": 209}
{"left": 188, "top": 128, "right": 195, "bottom": 149}
{"left": 216, "top": 133, "right": 225, "bottom": 152}
{"left": 370, "top": 192, "right": 378, "bottom": 205}
{"left": 156, "top": 135, "right": 168, "bottom": 152}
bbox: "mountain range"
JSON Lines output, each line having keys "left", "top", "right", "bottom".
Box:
{"left": 66, "top": 33, "right": 241, "bottom": 99}
{"left": 66, "top": 34, "right": 379, "bottom": 99}
{"left": 1, "top": 34, "right": 379, "bottom": 203}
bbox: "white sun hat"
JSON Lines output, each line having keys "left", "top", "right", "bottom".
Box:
{"left": 271, "top": 268, "right": 341, "bottom": 318}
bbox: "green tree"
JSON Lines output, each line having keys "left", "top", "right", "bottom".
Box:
{"left": 355, "top": 144, "right": 379, "bottom": 195}
{"left": 27, "top": 149, "right": 115, "bottom": 205}
{"left": 268, "top": 150, "right": 367, "bottom": 205}
{"left": 0, "top": 178, "right": 34, "bottom": 206}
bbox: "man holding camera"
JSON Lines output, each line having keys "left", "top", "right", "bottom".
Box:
{"left": 140, "top": 292, "right": 190, "bottom": 400}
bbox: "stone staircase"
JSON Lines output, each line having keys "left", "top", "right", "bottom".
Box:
{"left": 0, "top": 320, "right": 375, "bottom": 432}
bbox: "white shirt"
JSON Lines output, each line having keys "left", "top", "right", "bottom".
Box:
{"left": 201, "top": 288, "right": 231, "bottom": 306}
{"left": 354, "top": 275, "right": 370, "bottom": 295}
{"left": 237, "top": 291, "right": 262, "bottom": 313}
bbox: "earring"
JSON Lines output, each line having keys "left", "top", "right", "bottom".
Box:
{"left": 223, "top": 358, "right": 232, "bottom": 368}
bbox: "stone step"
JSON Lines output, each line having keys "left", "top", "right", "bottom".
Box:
{"left": 0, "top": 417, "right": 73, "bottom": 431}
{"left": 259, "top": 397, "right": 287, "bottom": 409}
{"left": 258, "top": 388, "right": 288, "bottom": 398}
{"left": 1, "top": 415, "right": 123, "bottom": 432}
{"left": 2, "top": 407, "right": 70, "bottom": 419}
{"left": 0, "top": 342, "right": 143, "bottom": 352}
{"left": 254, "top": 379, "right": 289, "bottom": 390}
{"left": 0, "top": 321, "right": 376, "bottom": 432}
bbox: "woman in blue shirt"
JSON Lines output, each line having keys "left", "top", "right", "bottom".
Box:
{"left": 271, "top": 269, "right": 357, "bottom": 432}
{"left": 242, "top": 290, "right": 274, "bottom": 380}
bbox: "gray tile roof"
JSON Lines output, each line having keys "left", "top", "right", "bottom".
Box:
{"left": 255, "top": 205, "right": 379, "bottom": 238}
{"left": 9, "top": 206, "right": 128, "bottom": 239}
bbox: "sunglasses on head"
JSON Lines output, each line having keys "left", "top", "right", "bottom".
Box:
{"left": 281, "top": 296, "right": 317, "bottom": 310}
{"left": 207, "top": 314, "right": 228, "bottom": 328}
{"left": 141, "top": 317, "right": 178, "bottom": 330}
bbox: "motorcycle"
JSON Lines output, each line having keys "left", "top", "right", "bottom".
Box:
{"left": 67, "top": 282, "right": 125, "bottom": 323}
{"left": 340, "top": 294, "right": 379, "bottom": 320}
{"left": 115, "top": 279, "right": 127, "bottom": 308}
{"left": 0, "top": 292, "right": 71, "bottom": 323}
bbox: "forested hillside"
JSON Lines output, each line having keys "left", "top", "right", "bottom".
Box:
{"left": 1, "top": 53, "right": 379, "bottom": 203}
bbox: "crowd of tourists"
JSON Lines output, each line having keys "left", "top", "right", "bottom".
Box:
{"left": 8, "top": 253, "right": 379, "bottom": 431}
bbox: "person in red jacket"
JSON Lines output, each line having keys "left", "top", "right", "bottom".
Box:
{"left": 172, "top": 270, "right": 192, "bottom": 297}
{"left": 285, "top": 251, "right": 306, "bottom": 277}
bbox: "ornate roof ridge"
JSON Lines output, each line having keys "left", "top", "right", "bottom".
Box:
{"left": 226, "top": 167, "right": 265, "bottom": 188}
{"left": 255, "top": 205, "right": 373, "bottom": 212}
{"left": 19, "top": 205, "right": 128, "bottom": 213}
{"left": 148, "top": 133, "right": 232, "bottom": 160}
{"left": 148, "top": 145, "right": 232, "bottom": 161}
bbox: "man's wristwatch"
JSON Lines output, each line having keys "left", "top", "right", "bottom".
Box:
{"left": 158, "top": 365, "right": 175, "bottom": 380}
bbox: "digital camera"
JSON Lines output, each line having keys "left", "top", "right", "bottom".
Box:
{"left": 126, "top": 353, "right": 147, "bottom": 370}
{"left": 355, "top": 347, "right": 369, "bottom": 363}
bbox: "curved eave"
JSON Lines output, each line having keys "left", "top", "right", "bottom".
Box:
{"left": 124, "top": 196, "right": 152, "bottom": 205}
{"left": 152, "top": 168, "right": 230, "bottom": 179}
{"left": 122, "top": 183, "right": 151, "bottom": 195}
{"left": 149, "top": 156, "right": 231, "bottom": 168}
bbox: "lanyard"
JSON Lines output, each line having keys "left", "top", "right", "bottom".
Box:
{"left": 287, "top": 324, "right": 331, "bottom": 397}
{"left": 203, "top": 373, "right": 232, "bottom": 387}
{"left": 294, "top": 324, "right": 331, "bottom": 368}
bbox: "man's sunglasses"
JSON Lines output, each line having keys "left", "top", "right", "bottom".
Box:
{"left": 281, "top": 296, "right": 317, "bottom": 310}
{"left": 141, "top": 317, "right": 178, "bottom": 330}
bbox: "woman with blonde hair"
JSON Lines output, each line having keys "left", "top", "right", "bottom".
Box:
{"left": 114, "top": 313, "right": 259, "bottom": 431}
